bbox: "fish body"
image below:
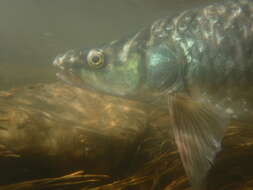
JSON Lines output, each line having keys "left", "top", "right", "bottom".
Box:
{"left": 53, "top": 0, "right": 253, "bottom": 189}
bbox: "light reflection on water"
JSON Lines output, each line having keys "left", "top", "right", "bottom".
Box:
{"left": 0, "top": 0, "right": 215, "bottom": 90}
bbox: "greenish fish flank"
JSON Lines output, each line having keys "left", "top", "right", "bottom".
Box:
{"left": 53, "top": 0, "right": 253, "bottom": 189}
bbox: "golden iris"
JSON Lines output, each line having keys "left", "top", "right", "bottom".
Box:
{"left": 87, "top": 49, "right": 105, "bottom": 68}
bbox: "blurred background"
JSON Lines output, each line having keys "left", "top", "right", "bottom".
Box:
{"left": 0, "top": 0, "right": 215, "bottom": 90}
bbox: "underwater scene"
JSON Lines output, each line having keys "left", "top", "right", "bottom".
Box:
{"left": 1, "top": 0, "right": 253, "bottom": 190}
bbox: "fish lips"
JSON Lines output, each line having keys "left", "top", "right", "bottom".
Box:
{"left": 55, "top": 69, "right": 88, "bottom": 89}
{"left": 55, "top": 69, "right": 113, "bottom": 98}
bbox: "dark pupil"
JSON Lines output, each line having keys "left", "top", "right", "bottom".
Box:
{"left": 92, "top": 55, "right": 100, "bottom": 63}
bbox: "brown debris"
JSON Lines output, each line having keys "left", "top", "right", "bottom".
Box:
{"left": 0, "top": 83, "right": 253, "bottom": 190}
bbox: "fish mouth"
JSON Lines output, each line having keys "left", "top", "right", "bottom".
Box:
{"left": 53, "top": 56, "right": 85, "bottom": 88}
{"left": 55, "top": 69, "right": 91, "bottom": 90}
{"left": 53, "top": 51, "right": 89, "bottom": 88}
{"left": 55, "top": 68, "right": 138, "bottom": 101}
{"left": 55, "top": 68, "right": 111, "bottom": 97}
{"left": 53, "top": 54, "right": 67, "bottom": 70}
{"left": 56, "top": 70, "right": 76, "bottom": 86}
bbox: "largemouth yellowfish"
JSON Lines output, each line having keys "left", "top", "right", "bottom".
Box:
{"left": 53, "top": 0, "right": 253, "bottom": 189}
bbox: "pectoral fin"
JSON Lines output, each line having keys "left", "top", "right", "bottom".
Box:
{"left": 168, "top": 94, "right": 228, "bottom": 190}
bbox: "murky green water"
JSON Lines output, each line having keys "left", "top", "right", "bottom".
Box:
{"left": 0, "top": 0, "right": 216, "bottom": 90}
{"left": 1, "top": 1, "right": 253, "bottom": 190}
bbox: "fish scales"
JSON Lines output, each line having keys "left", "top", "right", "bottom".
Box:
{"left": 146, "top": 0, "right": 253, "bottom": 94}
{"left": 53, "top": 0, "right": 253, "bottom": 189}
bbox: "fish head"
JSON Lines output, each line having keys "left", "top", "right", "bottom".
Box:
{"left": 53, "top": 39, "right": 147, "bottom": 99}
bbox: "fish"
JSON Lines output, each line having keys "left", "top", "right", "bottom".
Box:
{"left": 53, "top": 0, "right": 253, "bottom": 189}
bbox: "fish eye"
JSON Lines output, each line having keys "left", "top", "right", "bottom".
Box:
{"left": 86, "top": 49, "right": 105, "bottom": 69}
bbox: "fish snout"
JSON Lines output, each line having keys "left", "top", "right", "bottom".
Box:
{"left": 53, "top": 50, "right": 82, "bottom": 70}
